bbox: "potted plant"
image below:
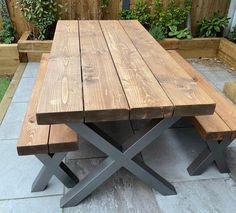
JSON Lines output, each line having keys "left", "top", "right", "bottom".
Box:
{"left": 17, "top": 0, "right": 66, "bottom": 61}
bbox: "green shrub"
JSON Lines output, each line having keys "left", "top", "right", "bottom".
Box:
{"left": 120, "top": 0, "right": 150, "bottom": 27}
{"left": 149, "top": 24, "right": 165, "bottom": 40}
{"left": 168, "top": 26, "right": 191, "bottom": 39}
{"left": 197, "top": 13, "right": 230, "bottom": 37}
{"left": 229, "top": 27, "right": 236, "bottom": 43}
{"left": 0, "top": 18, "right": 16, "bottom": 44}
{"left": 16, "top": 0, "right": 66, "bottom": 40}
{"left": 120, "top": 0, "right": 192, "bottom": 39}
{"left": 151, "top": 0, "right": 192, "bottom": 36}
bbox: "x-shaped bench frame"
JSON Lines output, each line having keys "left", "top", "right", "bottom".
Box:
{"left": 187, "top": 137, "right": 232, "bottom": 176}
{"left": 32, "top": 152, "right": 79, "bottom": 192}
{"left": 60, "top": 117, "right": 180, "bottom": 208}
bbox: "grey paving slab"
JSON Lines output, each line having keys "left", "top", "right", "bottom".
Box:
{"left": 0, "top": 196, "right": 62, "bottom": 213}
{"left": 227, "top": 147, "right": 236, "bottom": 183}
{"left": 142, "top": 128, "right": 229, "bottom": 183}
{"left": 188, "top": 58, "right": 236, "bottom": 93}
{"left": 0, "top": 140, "right": 63, "bottom": 200}
{"left": 12, "top": 77, "right": 35, "bottom": 103}
{"left": 22, "top": 62, "right": 40, "bottom": 78}
{"left": 154, "top": 178, "right": 236, "bottom": 213}
{"left": 64, "top": 158, "right": 159, "bottom": 213}
{"left": 0, "top": 102, "right": 28, "bottom": 140}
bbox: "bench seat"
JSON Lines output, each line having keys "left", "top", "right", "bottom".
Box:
{"left": 17, "top": 54, "right": 79, "bottom": 156}
{"left": 168, "top": 50, "right": 236, "bottom": 141}
{"left": 168, "top": 50, "right": 236, "bottom": 175}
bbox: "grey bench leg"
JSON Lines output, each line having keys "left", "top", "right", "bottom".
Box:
{"left": 187, "top": 138, "right": 232, "bottom": 176}
{"left": 61, "top": 117, "right": 180, "bottom": 208}
{"left": 32, "top": 152, "right": 79, "bottom": 192}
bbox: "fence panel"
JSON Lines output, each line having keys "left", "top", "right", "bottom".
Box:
{"left": 3, "top": 0, "right": 231, "bottom": 37}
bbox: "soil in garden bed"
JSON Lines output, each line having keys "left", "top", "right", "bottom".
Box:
{"left": 0, "top": 76, "right": 11, "bottom": 102}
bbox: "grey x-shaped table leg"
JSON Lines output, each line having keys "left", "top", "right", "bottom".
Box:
{"left": 188, "top": 138, "right": 232, "bottom": 175}
{"left": 61, "top": 117, "right": 180, "bottom": 208}
{"left": 32, "top": 153, "right": 79, "bottom": 192}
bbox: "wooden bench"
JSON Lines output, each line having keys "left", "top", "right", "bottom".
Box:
{"left": 17, "top": 54, "right": 79, "bottom": 192}
{"left": 169, "top": 50, "right": 236, "bottom": 175}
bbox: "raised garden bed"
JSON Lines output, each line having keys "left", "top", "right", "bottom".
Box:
{"left": 159, "top": 38, "right": 236, "bottom": 70}
{"left": 17, "top": 31, "right": 236, "bottom": 71}
{"left": 18, "top": 31, "right": 52, "bottom": 62}
{"left": 0, "top": 43, "right": 20, "bottom": 75}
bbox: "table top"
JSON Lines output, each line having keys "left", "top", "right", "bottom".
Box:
{"left": 36, "top": 20, "right": 215, "bottom": 125}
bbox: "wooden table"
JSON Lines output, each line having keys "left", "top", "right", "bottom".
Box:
{"left": 36, "top": 20, "right": 216, "bottom": 207}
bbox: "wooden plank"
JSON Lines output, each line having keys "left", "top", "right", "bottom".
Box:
{"left": 79, "top": 20, "right": 129, "bottom": 122}
{"left": 100, "top": 20, "right": 174, "bottom": 120}
{"left": 121, "top": 20, "right": 215, "bottom": 117}
{"left": 0, "top": 44, "right": 19, "bottom": 58}
{"left": 36, "top": 21, "right": 83, "bottom": 125}
{"left": 168, "top": 50, "right": 236, "bottom": 140}
{"left": 0, "top": 63, "right": 27, "bottom": 124}
{"left": 177, "top": 49, "right": 218, "bottom": 58}
{"left": 50, "top": 20, "right": 80, "bottom": 58}
{"left": 49, "top": 124, "right": 79, "bottom": 153}
{"left": 218, "top": 38, "right": 236, "bottom": 69}
{"left": 218, "top": 50, "right": 236, "bottom": 70}
{"left": 17, "top": 54, "right": 50, "bottom": 155}
{"left": 27, "top": 53, "right": 45, "bottom": 62}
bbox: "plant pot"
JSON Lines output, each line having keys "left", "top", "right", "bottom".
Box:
{"left": 0, "top": 43, "right": 20, "bottom": 75}
{"left": 17, "top": 31, "right": 52, "bottom": 62}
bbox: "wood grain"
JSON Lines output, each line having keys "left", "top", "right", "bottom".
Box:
{"left": 79, "top": 20, "right": 129, "bottom": 122}
{"left": 168, "top": 50, "right": 236, "bottom": 140}
{"left": 100, "top": 20, "right": 174, "bottom": 119}
{"left": 17, "top": 54, "right": 50, "bottom": 155}
{"left": 36, "top": 21, "right": 84, "bottom": 125}
{"left": 120, "top": 20, "right": 215, "bottom": 117}
{"left": 49, "top": 124, "right": 79, "bottom": 153}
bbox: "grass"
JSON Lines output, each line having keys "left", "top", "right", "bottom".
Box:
{"left": 0, "top": 77, "right": 11, "bottom": 102}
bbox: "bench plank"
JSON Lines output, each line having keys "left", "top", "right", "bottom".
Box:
{"left": 120, "top": 20, "right": 215, "bottom": 117}
{"left": 49, "top": 124, "right": 79, "bottom": 153}
{"left": 17, "top": 54, "right": 50, "bottom": 155}
{"left": 79, "top": 20, "right": 129, "bottom": 122}
{"left": 168, "top": 50, "right": 234, "bottom": 140}
{"left": 100, "top": 20, "right": 174, "bottom": 119}
{"left": 36, "top": 21, "right": 84, "bottom": 124}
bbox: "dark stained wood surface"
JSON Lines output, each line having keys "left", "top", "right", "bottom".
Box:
{"left": 17, "top": 54, "right": 79, "bottom": 155}
{"left": 36, "top": 20, "right": 215, "bottom": 125}
{"left": 168, "top": 50, "right": 235, "bottom": 140}
{"left": 120, "top": 20, "right": 215, "bottom": 117}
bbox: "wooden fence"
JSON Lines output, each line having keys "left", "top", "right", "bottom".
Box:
{"left": 0, "top": 0, "right": 231, "bottom": 37}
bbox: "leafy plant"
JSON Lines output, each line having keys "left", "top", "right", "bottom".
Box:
{"left": 0, "top": 18, "right": 16, "bottom": 44}
{"left": 197, "top": 13, "right": 230, "bottom": 37}
{"left": 168, "top": 26, "right": 191, "bottom": 39}
{"left": 149, "top": 24, "right": 165, "bottom": 40}
{"left": 120, "top": 0, "right": 192, "bottom": 39}
{"left": 16, "top": 0, "right": 66, "bottom": 40}
{"left": 100, "top": 0, "right": 111, "bottom": 18}
{"left": 228, "top": 27, "right": 236, "bottom": 43}
{"left": 120, "top": 0, "right": 150, "bottom": 27}
{"left": 151, "top": 0, "right": 192, "bottom": 36}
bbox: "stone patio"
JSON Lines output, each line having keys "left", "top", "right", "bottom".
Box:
{"left": 1, "top": 59, "right": 236, "bottom": 213}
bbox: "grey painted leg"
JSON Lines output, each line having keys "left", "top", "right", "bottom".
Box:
{"left": 61, "top": 117, "right": 180, "bottom": 207}
{"left": 32, "top": 153, "right": 79, "bottom": 192}
{"left": 188, "top": 139, "right": 232, "bottom": 175}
